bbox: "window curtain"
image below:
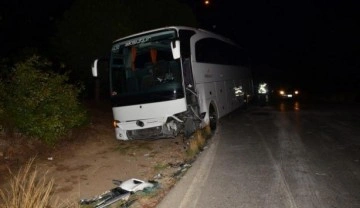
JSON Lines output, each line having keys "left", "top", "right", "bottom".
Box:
{"left": 150, "top": 48, "right": 157, "bottom": 64}
{"left": 131, "top": 47, "right": 137, "bottom": 71}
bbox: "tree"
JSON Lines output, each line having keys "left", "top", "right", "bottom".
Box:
{"left": 52, "top": 0, "right": 198, "bottom": 99}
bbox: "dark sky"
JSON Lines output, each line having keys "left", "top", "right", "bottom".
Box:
{"left": 0, "top": 0, "right": 72, "bottom": 55}
{"left": 1, "top": 0, "right": 359, "bottom": 91}
{"left": 195, "top": 0, "right": 360, "bottom": 89}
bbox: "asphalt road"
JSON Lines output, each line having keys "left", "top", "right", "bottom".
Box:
{"left": 158, "top": 100, "right": 360, "bottom": 208}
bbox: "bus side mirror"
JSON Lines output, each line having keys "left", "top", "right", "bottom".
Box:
{"left": 92, "top": 59, "right": 98, "bottom": 77}
{"left": 171, "top": 40, "right": 180, "bottom": 60}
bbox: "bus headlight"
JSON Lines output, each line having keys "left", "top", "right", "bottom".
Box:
{"left": 113, "top": 120, "right": 120, "bottom": 128}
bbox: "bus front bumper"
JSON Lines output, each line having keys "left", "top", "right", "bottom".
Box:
{"left": 114, "top": 117, "right": 180, "bottom": 140}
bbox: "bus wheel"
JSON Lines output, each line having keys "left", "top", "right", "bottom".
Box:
{"left": 209, "top": 105, "right": 217, "bottom": 132}
{"left": 184, "top": 118, "right": 196, "bottom": 138}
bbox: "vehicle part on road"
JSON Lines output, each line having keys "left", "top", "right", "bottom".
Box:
{"left": 79, "top": 178, "right": 157, "bottom": 208}
{"left": 119, "top": 178, "right": 154, "bottom": 192}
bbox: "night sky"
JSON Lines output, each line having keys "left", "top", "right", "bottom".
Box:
{"left": 0, "top": 0, "right": 73, "bottom": 54}
{"left": 1, "top": 0, "right": 359, "bottom": 93}
{"left": 195, "top": 0, "right": 360, "bottom": 91}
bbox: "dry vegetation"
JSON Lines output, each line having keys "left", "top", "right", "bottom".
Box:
{"left": 0, "top": 158, "right": 68, "bottom": 208}
{"left": 0, "top": 124, "right": 213, "bottom": 208}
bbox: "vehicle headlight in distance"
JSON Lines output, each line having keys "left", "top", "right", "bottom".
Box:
{"left": 279, "top": 90, "right": 285, "bottom": 95}
{"left": 294, "top": 90, "right": 299, "bottom": 95}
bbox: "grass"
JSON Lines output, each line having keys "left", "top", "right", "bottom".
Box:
{"left": 0, "top": 157, "right": 80, "bottom": 208}
{"left": 116, "top": 141, "right": 153, "bottom": 156}
{"left": 0, "top": 125, "right": 214, "bottom": 208}
{"left": 153, "top": 163, "right": 168, "bottom": 171}
{"left": 185, "top": 126, "right": 212, "bottom": 159}
{"left": 0, "top": 157, "right": 55, "bottom": 208}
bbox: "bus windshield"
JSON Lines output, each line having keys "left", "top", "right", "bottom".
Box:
{"left": 110, "top": 30, "right": 184, "bottom": 106}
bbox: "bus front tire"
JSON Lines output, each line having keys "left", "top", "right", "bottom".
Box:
{"left": 209, "top": 105, "right": 217, "bottom": 133}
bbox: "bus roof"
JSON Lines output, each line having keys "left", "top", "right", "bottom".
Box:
{"left": 112, "top": 26, "right": 237, "bottom": 46}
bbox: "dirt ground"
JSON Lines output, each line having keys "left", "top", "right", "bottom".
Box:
{"left": 0, "top": 100, "right": 199, "bottom": 207}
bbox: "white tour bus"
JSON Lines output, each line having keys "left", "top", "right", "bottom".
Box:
{"left": 92, "top": 26, "right": 254, "bottom": 140}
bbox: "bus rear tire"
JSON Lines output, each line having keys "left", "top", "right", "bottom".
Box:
{"left": 209, "top": 105, "right": 217, "bottom": 133}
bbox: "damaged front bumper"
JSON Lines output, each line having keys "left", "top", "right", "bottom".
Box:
{"left": 114, "top": 117, "right": 181, "bottom": 140}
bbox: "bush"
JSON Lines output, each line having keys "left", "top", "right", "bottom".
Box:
{"left": 1, "top": 55, "right": 87, "bottom": 144}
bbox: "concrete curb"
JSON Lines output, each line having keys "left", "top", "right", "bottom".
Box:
{"left": 157, "top": 128, "right": 221, "bottom": 208}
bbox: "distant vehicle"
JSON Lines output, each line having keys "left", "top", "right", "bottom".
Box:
{"left": 91, "top": 26, "right": 254, "bottom": 140}
{"left": 274, "top": 85, "right": 300, "bottom": 100}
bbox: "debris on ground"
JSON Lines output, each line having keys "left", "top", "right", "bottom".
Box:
{"left": 79, "top": 178, "right": 159, "bottom": 208}
{"left": 172, "top": 163, "right": 192, "bottom": 179}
